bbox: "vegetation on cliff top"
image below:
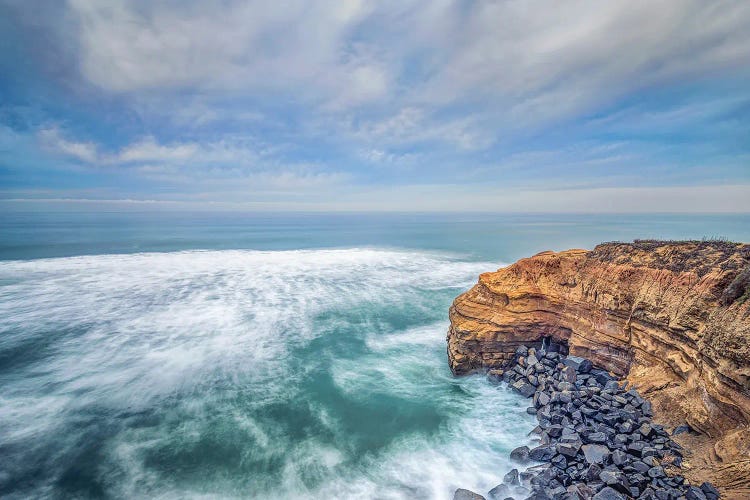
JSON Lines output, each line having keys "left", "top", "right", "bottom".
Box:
{"left": 589, "top": 239, "right": 750, "bottom": 287}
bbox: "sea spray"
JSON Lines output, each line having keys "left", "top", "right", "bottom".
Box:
{"left": 0, "top": 249, "right": 534, "bottom": 499}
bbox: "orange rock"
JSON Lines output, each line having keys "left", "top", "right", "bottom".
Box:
{"left": 448, "top": 240, "right": 750, "bottom": 498}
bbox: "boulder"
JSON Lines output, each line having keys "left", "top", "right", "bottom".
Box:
{"left": 592, "top": 486, "right": 626, "bottom": 500}
{"left": 581, "top": 444, "right": 610, "bottom": 464}
{"left": 529, "top": 444, "right": 556, "bottom": 461}
{"left": 453, "top": 488, "right": 486, "bottom": 500}
{"left": 700, "top": 482, "right": 720, "bottom": 500}
{"left": 557, "top": 441, "right": 581, "bottom": 458}
{"left": 510, "top": 379, "right": 536, "bottom": 398}
{"left": 585, "top": 432, "right": 606, "bottom": 444}
{"left": 686, "top": 486, "right": 708, "bottom": 500}
{"left": 486, "top": 483, "right": 510, "bottom": 500}
{"left": 509, "top": 445, "right": 530, "bottom": 463}
{"left": 560, "top": 366, "right": 577, "bottom": 383}
{"left": 503, "top": 468, "right": 519, "bottom": 486}
{"left": 577, "top": 359, "right": 593, "bottom": 374}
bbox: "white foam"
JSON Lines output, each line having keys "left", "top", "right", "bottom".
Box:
{"left": 0, "top": 248, "right": 526, "bottom": 499}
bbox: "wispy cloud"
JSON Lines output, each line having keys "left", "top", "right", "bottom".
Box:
{"left": 0, "top": 0, "right": 748, "bottom": 211}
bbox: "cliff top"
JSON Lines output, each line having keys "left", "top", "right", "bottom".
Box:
{"left": 587, "top": 239, "right": 750, "bottom": 306}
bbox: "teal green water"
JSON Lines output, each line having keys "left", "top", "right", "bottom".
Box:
{"left": 0, "top": 212, "right": 748, "bottom": 499}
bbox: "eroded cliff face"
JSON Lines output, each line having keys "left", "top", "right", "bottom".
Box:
{"left": 448, "top": 241, "right": 750, "bottom": 498}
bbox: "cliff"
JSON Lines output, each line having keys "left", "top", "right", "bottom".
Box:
{"left": 448, "top": 240, "right": 750, "bottom": 498}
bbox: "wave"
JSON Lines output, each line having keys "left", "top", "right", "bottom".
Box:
{"left": 0, "top": 248, "right": 525, "bottom": 499}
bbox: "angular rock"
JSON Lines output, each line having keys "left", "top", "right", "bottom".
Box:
{"left": 581, "top": 444, "right": 610, "bottom": 464}
{"left": 700, "top": 482, "right": 720, "bottom": 500}
{"left": 560, "top": 365, "right": 577, "bottom": 383}
{"left": 486, "top": 483, "right": 509, "bottom": 500}
{"left": 527, "top": 353, "right": 539, "bottom": 366}
{"left": 647, "top": 466, "right": 665, "bottom": 479}
{"left": 529, "top": 444, "right": 556, "bottom": 462}
{"left": 510, "top": 379, "right": 536, "bottom": 398}
{"left": 509, "top": 445, "right": 530, "bottom": 463}
{"left": 557, "top": 441, "right": 581, "bottom": 458}
{"left": 585, "top": 432, "right": 606, "bottom": 444}
{"left": 686, "top": 486, "right": 708, "bottom": 500}
{"left": 611, "top": 449, "right": 628, "bottom": 466}
{"left": 453, "top": 488, "right": 486, "bottom": 500}
{"left": 577, "top": 359, "right": 593, "bottom": 374}
{"left": 503, "top": 468, "right": 519, "bottom": 486}
{"left": 592, "top": 486, "right": 626, "bottom": 500}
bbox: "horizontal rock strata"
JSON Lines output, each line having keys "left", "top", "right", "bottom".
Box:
{"left": 447, "top": 241, "right": 750, "bottom": 498}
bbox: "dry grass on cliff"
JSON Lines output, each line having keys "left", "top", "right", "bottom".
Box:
{"left": 590, "top": 239, "right": 750, "bottom": 302}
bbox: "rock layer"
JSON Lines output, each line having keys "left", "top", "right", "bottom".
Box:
{"left": 447, "top": 241, "right": 750, "bottom": 498}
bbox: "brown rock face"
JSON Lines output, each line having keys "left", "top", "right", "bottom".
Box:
{"left": 448, "top": 240, "right": 750, "bottom": 498}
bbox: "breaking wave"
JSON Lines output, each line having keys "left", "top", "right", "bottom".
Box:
{"left": 0, "top": 248, "right": 535, "bottom": 499}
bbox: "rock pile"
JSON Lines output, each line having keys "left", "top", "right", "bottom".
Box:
{"left": 454, "top": 343, "right": 721, "bottom": 500}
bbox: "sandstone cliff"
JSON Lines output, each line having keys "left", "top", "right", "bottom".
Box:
{"left": 448, "top": 240, "right": 750, "bottom": 498}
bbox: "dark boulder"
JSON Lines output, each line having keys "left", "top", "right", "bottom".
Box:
{"left": 686, "top": 486, "right": 708, "bottom": 500}
{"left": 581, "top": 444, "right": 610, "bottom": 464}
{"left": 503, "top": 468, "right": 519, "bottom": 486}
{"left": 700, "top": 482, "right": 720, "bottom": 500}
{"left": 592, "top": 486, "right": 626, "bottom": 500}
{"left": 557, "top": 441, "right": 581, "bottom": 458}
{"left": 510, "top": 379, "right": 536, "bottom": 398}
{"left": 510, "top": 445, "right": 530, "bottom": 463}
{"left": 453, "top": 488, "right": 486, "bottom": 500}
{"left": 529, "top": 444, "right": 556, "bottom": 461}
{"left": 486, "top": 483, "right": 510, "bottom": 500}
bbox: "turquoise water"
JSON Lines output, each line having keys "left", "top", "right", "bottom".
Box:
{"left": 0, "top": 212, "right": 748, "bottom": 499}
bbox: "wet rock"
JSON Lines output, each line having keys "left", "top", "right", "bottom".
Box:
{"left": 536, "top": 391, "right": 551, "bottom": 407}
{"left": 592, "top": 486, "right": 626, "bottom": 500}
{"left": 610, "top": 449, "right": 628, "bottom": 466}
{"left": 557, "top": 441, "right": 581, "bottom": 458}
{"left": 585, "top": 432, "right": 606, "bottom": 444}
{"left": 647, "top": 466, "right": 665, "bottom": 479}
{"left": 560, "top": 365, "right": 577, "bottom": 383}
{"left": 496, "top": 349, "right": 715, "bottom": 500}
{"left": 577, "top": 359, "right": 593, "bottom": 374}
{"left": 453, "top": 488, "right": 486, "bottom": 500}
{"left": 529, "top": 444, "right": 556, "bottom": 462}
{"left": 510, "top": 445, "right": 530, "bottom": 463}
{"left": 486, "top": 483, "right": 510, "bottom": 500}
{"left": 581, "top": 444, "right": 610, "bottom": 464}
{"left": 510, "top": 379, "right": 536, "bottom": 398}
{"left": 503, "top": 468, "right": 520, "bottom": 486}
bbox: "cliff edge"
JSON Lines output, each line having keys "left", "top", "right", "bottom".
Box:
{"left": 448, "top": 240, "right": 750, "bottom": 498}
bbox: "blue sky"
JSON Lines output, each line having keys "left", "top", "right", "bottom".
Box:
{"left": 1, "top": 0, "right": 749, "bottom": 212}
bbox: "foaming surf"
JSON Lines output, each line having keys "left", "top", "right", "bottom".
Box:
{"left": 0, "top": 248, "right": 534, "bottom": 499}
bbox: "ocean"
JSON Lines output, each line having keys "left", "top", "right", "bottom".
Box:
{"left": 0, "top": 212, "right": 748, "bottom": 499}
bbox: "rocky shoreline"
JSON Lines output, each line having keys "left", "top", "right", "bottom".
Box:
{"left": 447, "top": 241, "right": 750, "bottom": 497}
{"left": 455, "top": 341, "right": 720, "bottom": 500}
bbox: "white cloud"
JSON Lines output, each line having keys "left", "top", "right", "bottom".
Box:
{"left": 55, "top": 0, "right": 750, "bottom": 148}
{"left": 117, "top": 137, "right": 198, "bottom": 163}
{"left": 350, "top": 107, "right": 493, "bottom": 150}
{"left": 37, "top": 129, "right": 264, "bottom": 171}
{"left": 38, "top": 127, "right": 98, "bottom": 163}
{"left": 68, "top": 0, "right": 384, "bottom": 108}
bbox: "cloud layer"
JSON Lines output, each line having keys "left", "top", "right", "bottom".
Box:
{"left": 1, "top": 0, "right": 749, "bottom": 211}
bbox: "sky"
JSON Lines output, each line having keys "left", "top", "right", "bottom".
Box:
{"left": 0, "top": 0, "right": 749, "bottom": 212}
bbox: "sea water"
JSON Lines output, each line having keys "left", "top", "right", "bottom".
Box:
{"left": 0, "top": 212, "right": 748, "bottom": 499}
